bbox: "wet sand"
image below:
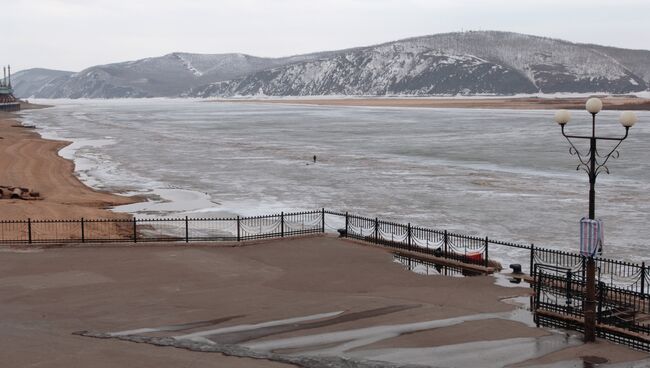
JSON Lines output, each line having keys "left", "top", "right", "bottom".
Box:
{"left": 0, "top": 109, "right": 137, "bottom": 241}
{"left": 218, "top": 96, "right": 650, "bottom": 110}
{"left": 0, "top": 110, "right": 135, "bottom": 220}
{"left": 1, "top": 237, "right": 647, "bottom": 367}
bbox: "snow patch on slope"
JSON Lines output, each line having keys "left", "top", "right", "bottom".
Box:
{"left": 173, "top": 53, "right": 204, "bottom": 77}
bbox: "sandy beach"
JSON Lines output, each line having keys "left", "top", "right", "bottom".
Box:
{"left": 218, "top": 96, "right": 650, "bottom": 110}
{"left": 0, "top": 109, "right": 136, "bottom": 227}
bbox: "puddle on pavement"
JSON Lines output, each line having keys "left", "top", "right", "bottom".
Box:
{"left": 581, "top": 356, "right": 609, "bottom": 366}
{"left": 239, "top": 304, "right": 574, "bottom": 366}
{"left": 175, "top": 311, "right": 344, "bottom": 342}
{"left": 0, "top": 247, "right": 43, "bottom": 253}
{"left": 194, "top": 305, "right": 418, "bottom": 345}
{"left": 500, "top": 296, "right": 536, "bottom": 327}
{"left": 393, "top": 253, "right": 535, "bottom": 295}
{"left": 393, "top": 253, "right": 481, "bottom": 277}
{"left": 92, "top": 304, "right": 630, "bottom": 368}
{"left": 348, "top": 334, "right": 581, "bottom": 368}
{"left": 241, "top": 311, "right": 515, "bottom": 353}
{"left": 108, "top": 315, "right": 244, "bottom": 337}
{"left": 233, "top": 297, "right": 563, "bottom": 367}
{"left": 90, "top": 273, "right": 645, "bottom": 368}
{"left": 525, "top": 356, "right": 650, "bottom": 368}
{"left": 493, "top": 271, "right": 530, "bottom": 288}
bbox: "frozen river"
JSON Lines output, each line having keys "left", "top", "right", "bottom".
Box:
{"left": 20, "top": 99, "right": 650, "bottom": 263}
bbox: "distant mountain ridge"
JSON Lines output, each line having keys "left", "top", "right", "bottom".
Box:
{"left": 13, "top": 31, "right": 650, "bottom": 98}
{"left": 11, "top": 68, "right": 75, "bottom": 98}
{"left": 13, "top": 52, "right": 335, "bottom": 98}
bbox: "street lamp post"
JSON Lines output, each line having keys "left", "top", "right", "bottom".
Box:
{"left": 554, "top": 98, "right": 637, "bottom": 342}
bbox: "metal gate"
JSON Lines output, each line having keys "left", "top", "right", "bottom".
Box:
{"left": 533, "top": 264, "right": 650, "bottom": 351}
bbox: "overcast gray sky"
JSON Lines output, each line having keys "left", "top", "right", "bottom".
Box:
{"left": 7, "top": 0, "right": 650, "bottom": 72}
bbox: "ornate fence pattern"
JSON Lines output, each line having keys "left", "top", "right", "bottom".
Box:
{"left": 533, "top": 264, "right": 650, "bottom": 351}
{"left": 330, "top": 211, "right": 490, "bottom": 267}
{"left": 0, "top": 210, "right": 325, "bottom": 244}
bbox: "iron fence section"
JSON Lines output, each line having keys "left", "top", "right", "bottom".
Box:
{"left": 4, "top": 209, "right": 647, "bottom": 290}
{"left": 533, "top": 264, "right": 650, "bottom": 351}
{"left": 0, "top": 210, "right": 645, "bottom": 292}
{"left": 0, "top": 220, "right": 28, "bottom": 244}
{"left": 334, "top": 211, "right": 490, "bottom": 267}
{"left": 534, "top": 264, "right": 586, "bottom": 321}
{"left": 84, "top": 219, "right": 133, "bottom": 243}
{"left": 187, "top": 217, "right": 237, "bottom": 242}
{"left": 1, "top": 210, "right": 325, "bottom": 245}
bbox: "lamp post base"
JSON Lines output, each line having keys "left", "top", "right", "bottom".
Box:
{"left": 584, "top": 257, "right": 597, "bottom": 342}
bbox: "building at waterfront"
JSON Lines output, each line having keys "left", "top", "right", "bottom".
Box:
{"left": 0, "top": 65, "right": 20, "bottom": 111}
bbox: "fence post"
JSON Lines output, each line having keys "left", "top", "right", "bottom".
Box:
{"left": 321, "top": 208, "right": 325, "bottom": 233}
{"left": 535, "top": 269, "right": 542, "bottom": 327}
{"left": 374, "top": 217, "right": 379, "bottom": 244}
{"left": 132, "top": 217, "right": 137, "bottom": 243}
{"left": 185, "top": 216, "right": 189, "bottom": 243}
{"left": 407, "top": 223, "right": 412, "bottom": 251}
{"left": 484, "top": 236, "right": 489, "bottom": 268}
{"left": 28, "top": 218, "right": 32, "bottom": 244}
{"left": 597, "top": 281, "right": 604, "bottom": 324}
{"left": 81, "top": 218, "right": 85, "bottom": 243}
{"left": 345, "top": 212, "right": 349, "bottom": 237}
{"left": 641, "top": 262, "right": 646, "bottom": 295}
{"left": 566, "top": 269, "right": 573, "bottom": 313}
{"left": 237, "top": 216, "right": 241, "bottom": 242}
{"left": 281, "top": 212, "right": 284, "bottom": 237}
{"left": 443, "top": 230, "right": 448, "bottom": 256}
{"left": 529, "top": 244, "right": 535, "bottom": 276}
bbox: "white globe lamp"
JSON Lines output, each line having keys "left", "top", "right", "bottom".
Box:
{"left": 554, "top": 110, "right": 571, "bottom": 125}
{"left": 619, "top": 111, "right": 637, "bottom": 128}
{"left": 586, "top": 98, "right": 603, "bottom": 114}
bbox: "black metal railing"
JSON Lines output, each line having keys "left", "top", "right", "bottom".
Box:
{"left": 533, "top": 263, "right": 650, "bottom": 351}
{"left": 332, "top": 211, "right": 491, "bottom": 267}
{"left": 0, "top": 210, "right": 325, "bottom": 245}
{"left": 3, "top": 208, "right": 650, "bottom": 349}
{"left": 2, "top": 209, "right": 647, "bottom": 286}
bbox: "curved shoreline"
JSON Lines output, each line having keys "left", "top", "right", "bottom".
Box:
{"left": 214, "top": 96, "right": 650, "bottom": 110}
{"left": 0, "top": 108, "right": 138, "bottom": 221}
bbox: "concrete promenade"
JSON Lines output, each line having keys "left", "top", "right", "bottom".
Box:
{"left": 1, "top": 236, "right": 646, "bottom": 367}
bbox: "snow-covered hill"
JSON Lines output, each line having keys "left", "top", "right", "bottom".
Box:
{"left": 13, "top": 52, "right": 330, "bottom": 98}
{"left": 11, "top": 68, "right": 75, "bottom": 98}
{"left": 14, "top": 31, "right": 650, "bottom": 98}
{"left": 192, "top": 31, "right": 649, "bottom": 97}
{"left": 192, "top": 45, "right": 537, "bottom": 97}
